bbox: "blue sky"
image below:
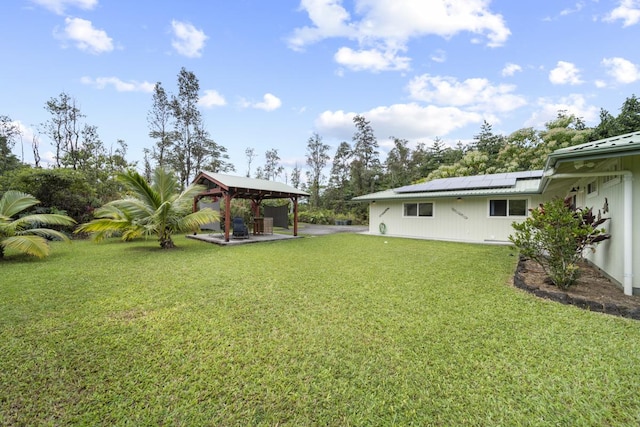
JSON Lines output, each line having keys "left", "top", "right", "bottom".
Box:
{"left": 2, "top": 0, "right": 640, "bottom": 178}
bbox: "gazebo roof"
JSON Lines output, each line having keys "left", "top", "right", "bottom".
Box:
{"left": 193, "top": 171, "right": 310, "bottom": 199}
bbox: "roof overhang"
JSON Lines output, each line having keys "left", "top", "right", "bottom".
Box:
{"left": 193, "top": 171, "right": 310, "bottom": 200}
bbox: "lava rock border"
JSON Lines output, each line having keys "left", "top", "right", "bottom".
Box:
{"left": 513, "top": 256, "right": 640, "bottom": 320}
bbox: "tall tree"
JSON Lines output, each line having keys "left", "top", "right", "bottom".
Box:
{"left": 471, "top": 120, "right": 506, "bottom": 168}
{"left": 384, "top": 137, "right": 412, "bottom": 188}
{"left": 159, "top": 68, "right": 232, "bottom": 186}
{"left": 616, "top": 94, "right": 640, "bottom": 134}
{"left": 326, "top": 141, "right": 353, "bottom": 212}
{"left": 191, "top": 123, "right": 233, "bottom": 174}
{"left": 245, "top": 147, "right": 257, "bottom": 177}
{"left": 263, "top": 149, "right": 284, "bottom": 181}
{"left": 43, "top": 92, "right": 83, "bottom": 169}
{"left": 305, "top": 132, "right": 330, "bottom": 208}
{"left": 147, "top": 82, "right": 175, "bottom": 168}
{"left": 31, "top": 133, "right": 41, "bottom": 168}
{"left": 0, "top": 115, "right": 22, "bottom": 173}
{"left": 351, "top": 115, "right": 381, "bottom": 195}
{"left": 170, "top": 68, "right": 202, "bottom": 188}
{"left": 290, "top": 164, "right": 302, "bottom": 189}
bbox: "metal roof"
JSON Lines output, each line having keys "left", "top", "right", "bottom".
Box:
{"left": 195, "top": 171, "right": 310, "bottom": 197}
{"left": 547, "top": 131, "right": 640, "bottom": 168}
{"left": 353, "top": 132, "right": 640, "bottom": 203}
{"left": 395, "top": 170, "right": 543, "bottom": 193}
{"left": 353, "top": 174, "right": 542, "bottom": 201}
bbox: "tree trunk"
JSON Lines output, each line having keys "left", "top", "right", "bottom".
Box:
{"left": 160, "top": 235, "right": 175, "bottom": 249}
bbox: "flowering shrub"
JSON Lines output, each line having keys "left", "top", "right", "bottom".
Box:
{"left": 510, "top": 197, "right": 610, "bottom": 288}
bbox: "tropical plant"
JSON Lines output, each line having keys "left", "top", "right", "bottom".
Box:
{"left": 76, "top": 168, "right": 219, "bottom": 249}
{"left": 0, "top": 191, "right": 75, "bottom": 259}
{"left": 510, "top": 197, "right": 610, "bottom": 288}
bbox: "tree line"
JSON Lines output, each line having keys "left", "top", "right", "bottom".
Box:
{"left": 1, "top": 65, "right": 639, "bottom": 225}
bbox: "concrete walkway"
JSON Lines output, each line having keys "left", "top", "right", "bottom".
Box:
{"left": 186, "top": 224, "right": 368, "bottom": 246}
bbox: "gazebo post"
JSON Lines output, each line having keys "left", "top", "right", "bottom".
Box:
{"left": 293, "top": 196, "right": 299, "bottom": 236}
{"left": 224, "top": 192, "right": 232, "bottom": 242}
{"left": 192, "top": 196, "right": 199, "bottom": 213}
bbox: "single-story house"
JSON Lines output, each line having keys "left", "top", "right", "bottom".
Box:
{"left": 353, "top": 131, "right": 640, "bottom": 295}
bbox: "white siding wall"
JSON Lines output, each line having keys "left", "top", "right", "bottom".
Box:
{"left": 369, "top": 195, "right": 546, "bottom": 244}
{"left": 581, "top": 155, "right": 640, "bottom": 292}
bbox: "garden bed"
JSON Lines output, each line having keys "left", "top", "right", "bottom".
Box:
{"left": 514, "top": 257, "right": 640, "bottom": 320}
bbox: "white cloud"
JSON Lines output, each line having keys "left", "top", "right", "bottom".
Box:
{"left": 288, "top": 0, "right": 511, "bottom": 73}
{"left": 501, "top": 63, "right": 522, "bottom": 77}
{"left": 560, "top": 2, "right": 585, "bottom": 16}
{"left": 198, "top": 90, "right": 227, "bottom": 108}
{"left": 407, "top": 74, "right": 527, "bottom": 113}
{"left": 80, "top": 76, "right": 155, "bottom": 92}
{"left": 239, "top": 93, "right": 282, "bottom": 111}
{"left": 288, "top": 0, "right": 355, "bottom": 51}
{"left": 430, "top": 49, "right": 446, "bottom": 63}
{"left": 525, "top": 94, "right": 599, "bottom": 127}
{"left": 549, "top": 61, "right": 583, "bottom": 85}
{"left": 315, "top": 103, "right": 482, "bottom": 142}
{"left": 58, "top": 17, "right": 113, "bottom": 54}
{"left": 334, "top": 46, "right": 410, "bottom": 72}
{"left": 602, "top": 57, "right": 640, "bottom": 84}
{"left": 32, "top": 0, "right": 97, "bottom": 15}
{"left": 604, "top": 0, "right": 640, "bottom": 27}
{"left": 171, "top": 20, "right": 207, "bottom": 58}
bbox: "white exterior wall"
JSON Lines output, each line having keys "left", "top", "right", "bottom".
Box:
{"left": 580, "top": 156, "right": 639, "bottom": 293}
{"left": 368, "top": 194, "right": 547, "bottom": 244}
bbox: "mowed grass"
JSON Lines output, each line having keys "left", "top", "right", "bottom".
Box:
{"left": 1, "top": 234, "right": 640, "bottom": 426}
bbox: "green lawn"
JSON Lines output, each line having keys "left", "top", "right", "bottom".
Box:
{"left": 1, "top": 234, "right": 640, "bottom": 425}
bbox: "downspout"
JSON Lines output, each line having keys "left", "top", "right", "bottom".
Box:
{"left": 547, "top": 171, "right": 633, "bottom": 295}
{"left": 623, "top": 172, "right": 633, "bottom": 295}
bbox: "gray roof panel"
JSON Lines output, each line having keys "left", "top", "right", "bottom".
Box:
{"left": 395, "top": 170, "right": 543, "bottom": 194}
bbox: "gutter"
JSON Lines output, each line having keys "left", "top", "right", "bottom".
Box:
{"left": 546, "top": 171, "right": 633, "bottom": 296}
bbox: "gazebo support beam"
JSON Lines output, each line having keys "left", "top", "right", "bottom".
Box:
{"left": 224, "top": 192, "right": 232, "bottom": 242}
{"left": 292, "top": 196, "right": 299, "bottom": 236}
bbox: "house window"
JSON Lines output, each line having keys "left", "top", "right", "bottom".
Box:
{"left": 602, "top": 161, "right": 621, "bottom": 187}
{"left": 587, "top": 180, "right": 598, "bottom": 196}
{"left": 489, "top": 199, "right": 527, "bottom": 217}
{"left": 403, "top": 202, "right": 434, "bottom": 217}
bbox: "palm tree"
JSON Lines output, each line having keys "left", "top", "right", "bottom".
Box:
{"left": 0, "top": 191, "right": 76, "bottom": 259}
{"left": 77, "top": 168, "right": 219, "bottom": 249}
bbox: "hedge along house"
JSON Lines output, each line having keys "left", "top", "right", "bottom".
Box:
{"left": 191, "top": 171, "right": 310, "bottom": 242}
{"left": 353, "top": 131, "right": 640, "bottom": 295}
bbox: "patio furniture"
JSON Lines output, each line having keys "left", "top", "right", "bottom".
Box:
{"left": 232, "top": 217, "right": 249, "bottom": 239}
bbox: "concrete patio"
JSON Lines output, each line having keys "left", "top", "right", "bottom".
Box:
{"left": 186, "top": 232, "right": 300, "bottom": 246}
{"left": 186, "top": 224, "right": 368, "bottom": 246}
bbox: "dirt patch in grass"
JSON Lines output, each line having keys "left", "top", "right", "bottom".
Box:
{"left": 514, "top": 257, "right": 640, "bottom": 320}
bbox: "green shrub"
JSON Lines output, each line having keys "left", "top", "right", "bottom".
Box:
{"left": 510, "top": 197, "right": 610, "bottom": 288}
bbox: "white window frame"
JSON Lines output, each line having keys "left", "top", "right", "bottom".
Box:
{"left": 602, "top": 159, "right": 621, "bottom": 189}
{"left": 488, "top": 198, "right": 528, "bottom": 218}
{"left": 586, "top": 180, "right": 598, "bottom": 198}
{"left": 403, "top": 202, "right": 435, "bottom": 218}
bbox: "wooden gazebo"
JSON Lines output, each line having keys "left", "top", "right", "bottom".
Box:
{"left": 192, "top": 171, "right": 310, "bottom": 242}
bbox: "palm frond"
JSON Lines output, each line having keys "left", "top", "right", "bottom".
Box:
{"left": 177, "top": 183, "right": 208, "bottom": 204}
{"left": 1, "top": 235, "right": 51, "bottom": 258}
{"left": 153, "top": 168, "right": 179, "bottom": 203}
{"left": 105, "top": 199, "right": 154, "bottom": 220}
{"left": 0, "top": 191, "right": 40, "bottom": 218}
{"left": 118, "top": 170, "right": 162, "bottom": 209}
{"left": 175, "top": 208, "right": 221, "bottom": 232}
{"left": 76, "top": 218, "right": 132, "bottom": 242}
{"left": 20, "top": 228, "right": 71, "bottom": 242}
{"left": 16, "top": 213, "right": 76, "bottom": 228}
